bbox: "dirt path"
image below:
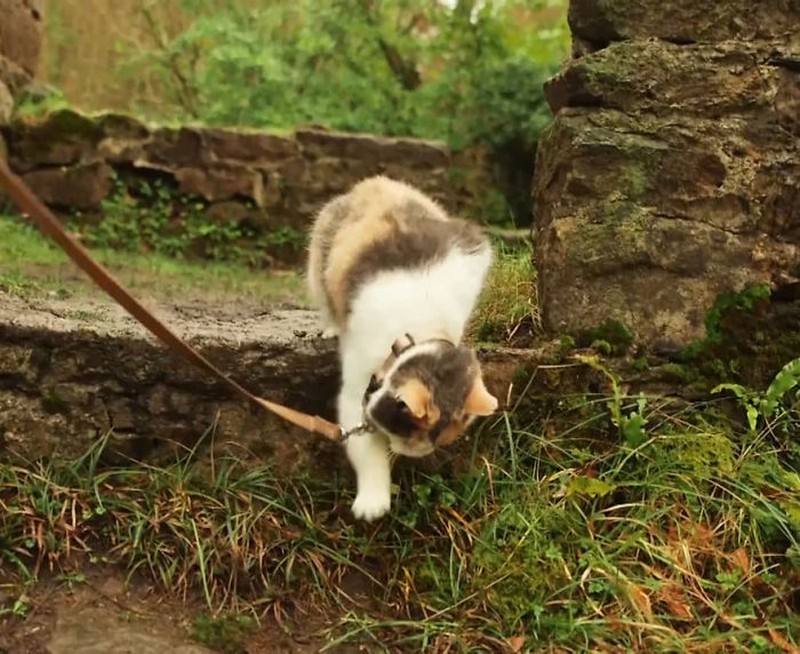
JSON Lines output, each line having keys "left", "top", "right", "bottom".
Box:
{"left": 1, "top": 565, "right": 351, "bottom": 654}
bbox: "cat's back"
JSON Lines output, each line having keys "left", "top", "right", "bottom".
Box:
{"left": 307, "top": 176, "right": 489, "bottom": 327}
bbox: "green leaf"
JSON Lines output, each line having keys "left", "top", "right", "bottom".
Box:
{"left": 763, "top": 357, "right": 800, "bottom": 417}
{"left": 566, "top": 475, "right": 617, "bottom": 499}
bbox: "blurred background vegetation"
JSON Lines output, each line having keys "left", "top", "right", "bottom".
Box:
{"left": 40, "top": 0, "right": 569, "bottom": 154}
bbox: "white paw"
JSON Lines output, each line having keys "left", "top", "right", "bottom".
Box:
{"left": 351, "top": 491, "right": 391, "bottom": 522}
{"left": 321, "top": 326, "right": 339, "bottom": 338}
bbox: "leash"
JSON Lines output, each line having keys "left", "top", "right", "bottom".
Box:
{"left": 0, "top": 158, "right": 349, "bottom": 443}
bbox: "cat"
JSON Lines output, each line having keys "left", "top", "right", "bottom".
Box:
{"left": 307, "top": 176, "right": 498, "bottom": 521}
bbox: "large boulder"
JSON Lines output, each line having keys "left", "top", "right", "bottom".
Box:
{"left": 533, "top": 3, "right": 800, "bottom": 352}
{"left": 0, "top": 0, "right": 43, "bottom": 121}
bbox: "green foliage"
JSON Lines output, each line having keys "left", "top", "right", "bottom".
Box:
{"left": 117, "top": 0, "right": 568, "bottom": 153}
{"left": 72, "top": 175, "right": 304, "bottom": 266}
{"left": 445, "top": 54, "right": 553, "bottom": 152}
{"left": 683, "top": 284, "right": 772, "bottom": 360}
{"left": 2, "top": 384, "right": 800, "bottom": 651}
{"left": 713, "top": 356, "right": 800, "bottom": 433}
{"left": 190, "top": 613, "right": 256, "bottom": 654}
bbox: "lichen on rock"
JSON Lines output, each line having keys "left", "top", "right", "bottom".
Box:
{"left": 533, "top": 2, "right": 800, "bottom": 357}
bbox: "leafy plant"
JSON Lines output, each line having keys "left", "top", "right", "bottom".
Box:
{"left": 72, "top": 175, "right": 303, "bottom": 266}
{"left": 83, "top": 0, "right": 568, "bottom": 152}
{"left": 574, "top": 353, "right": 649, "bottom": 447}
{"left": 713, "top": 356, "right": 800, "bottom": 433}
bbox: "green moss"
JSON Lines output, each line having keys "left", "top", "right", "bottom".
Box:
{"left": 42, "top": 389, "right": 70, "bottom": 415}
{"left": 619, "top": 158, "right": 650, "bottom": 198}
{"left": 591, "top": 339, "right": 613, "bottom": 356}
{"left": 577, "top": 319, "right": 633, "bottom": 355}
{"left": 15, "top": 108, "right": 103, "bottom": 157}
{"left": 571, "top": 203, "right": 651, "bottom": 265}
{"left": 658, "top": 363, "right": 699, "bottom": 384}
{"left": 682, "top": 284, "right": 772, "bottom": 361}
{"left": 557, "top": 334, "right": 576, "bottom": 361}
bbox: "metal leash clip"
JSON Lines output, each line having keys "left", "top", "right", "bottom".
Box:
{"left": 338, "top": 422, "right": 369, "bottom": 443}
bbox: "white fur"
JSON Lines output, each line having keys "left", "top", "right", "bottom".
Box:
{"left": 339, "top": 245, "right": 492, "bottom": 521}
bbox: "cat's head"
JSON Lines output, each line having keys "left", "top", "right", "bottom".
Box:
{"left": 363, "top": 336, "right": 498, "bottom": 458}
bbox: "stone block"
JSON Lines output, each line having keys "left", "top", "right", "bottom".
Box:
{"left": 174, "top": 164, "right": 265, "bottom": 204}
{"left": 534, "top": 109, "right": 800, "bottom": 348}
{"left": 569, "top": 0, "right": 800, "bottom": 45}
{"left": 546, "top": 41, "right": 778, "bottom": 117}
{"left": 6, "top": 109, "right": 104, "bottom": 170}
{"left": 21, "top": 161, "right": 113, "bottom": 209}
{"left": 0, "top": 0, "right": 43, "bottom": 77}
{"left": 296, "top": 128, "right": 450, "bottom": 167}
{"left": 204, "top": 128, "right": 298, "bottom": 163}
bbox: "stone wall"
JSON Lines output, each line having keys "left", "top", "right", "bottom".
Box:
{"left": 0, "top": 0, "right": 43, "bottom": 126}
{"left": 534, "top": 0, "right": 800, "bottom": 351}
{"left": 2, "top": 109, "right": 499, "bottom": 263}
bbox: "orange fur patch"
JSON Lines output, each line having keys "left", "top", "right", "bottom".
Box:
{"left": 396, "top": 378, "right": 438, "bottom": 422}
{"left": 310, "top": 176, "right": 454, "bottom": 327}
{"left": 434, "top": 421, "right": 464, "bottom": 448}
{"left": 465, "top": 376, "right": 498, "bottom": 416}
{"left": 325, "top": 210, "right": 395, "bottom": 325}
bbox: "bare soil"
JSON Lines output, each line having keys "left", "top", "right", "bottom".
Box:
{"left": 0, "top": 564, "right": 367, "bottom": 654}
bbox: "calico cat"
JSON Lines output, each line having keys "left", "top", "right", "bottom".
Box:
{"left": 307, "top": 176, "right": 498, "bottom": 521}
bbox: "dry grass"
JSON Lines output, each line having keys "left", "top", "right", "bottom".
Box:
{"left": 2, "top": 386, "right": 800, "bottom": 652}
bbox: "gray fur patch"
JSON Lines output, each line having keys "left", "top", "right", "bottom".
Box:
{"left": 343, "top": 200, "right": 487, "bottom": 314}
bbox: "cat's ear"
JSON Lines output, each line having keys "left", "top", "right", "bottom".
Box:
{"left": 397, "top": 379, "right": 432, "bottom": 420}
{"left": 465, "top": 375, "right": 498, "bottom": 416}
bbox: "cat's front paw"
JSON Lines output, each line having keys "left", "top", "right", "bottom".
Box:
{"left": 321, "top": 326, "right": 339, "bottom": 339}
{"left": 351, "top": 491, "right": 391, "bottom": 522}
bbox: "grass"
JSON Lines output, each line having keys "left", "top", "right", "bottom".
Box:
{"left": 471, "top": 244, "right": 539, "bottom": 344}
{"left": 1, "top": 374, "right": 799, "bottom": 652}
{"left": 1, "top": 211, "right": 536, "bottom": 342}
{"left": 0, "top": 213, "right": 306, "bottom": 305}
{"left": 2, "top": 195, "right": 799, "bottom": 651}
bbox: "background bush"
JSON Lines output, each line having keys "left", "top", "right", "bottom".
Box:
{"left": 42, "top": 0, "right": 568, "bottom": 154}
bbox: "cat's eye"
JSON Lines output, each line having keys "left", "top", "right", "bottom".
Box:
{"left": 395, "top": 397, "right": 409, "bottom": 412}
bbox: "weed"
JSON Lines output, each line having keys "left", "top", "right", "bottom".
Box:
{"left": 190, "top": 613, "right": 256, "bottom": 654}
{"left": 0, "top": 595, "right": 30, "bottom": 618}
{"left": 0, "top": 213, "right": 306, "bottom": 306}
{"left": 0, "top": 366, "right": 798, "bottom": 652}
{"left": 714, "top": 355, "right": 800, "bottom": 434}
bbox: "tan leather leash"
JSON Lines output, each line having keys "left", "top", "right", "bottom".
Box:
{"left": 0, "top": 158, "right": 346, "bottom": 442}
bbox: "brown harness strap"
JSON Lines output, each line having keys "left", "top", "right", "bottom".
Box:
{"left": 0, "top": 158, "right": 344, "bottom": 442}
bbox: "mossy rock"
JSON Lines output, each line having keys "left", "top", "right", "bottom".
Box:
{"left": 8, "top": 108, "right": 104, "bottom": 168}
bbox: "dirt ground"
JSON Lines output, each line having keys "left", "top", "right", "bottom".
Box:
{"left": 0, "top": 563, "right": 367, "bottom": 654}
